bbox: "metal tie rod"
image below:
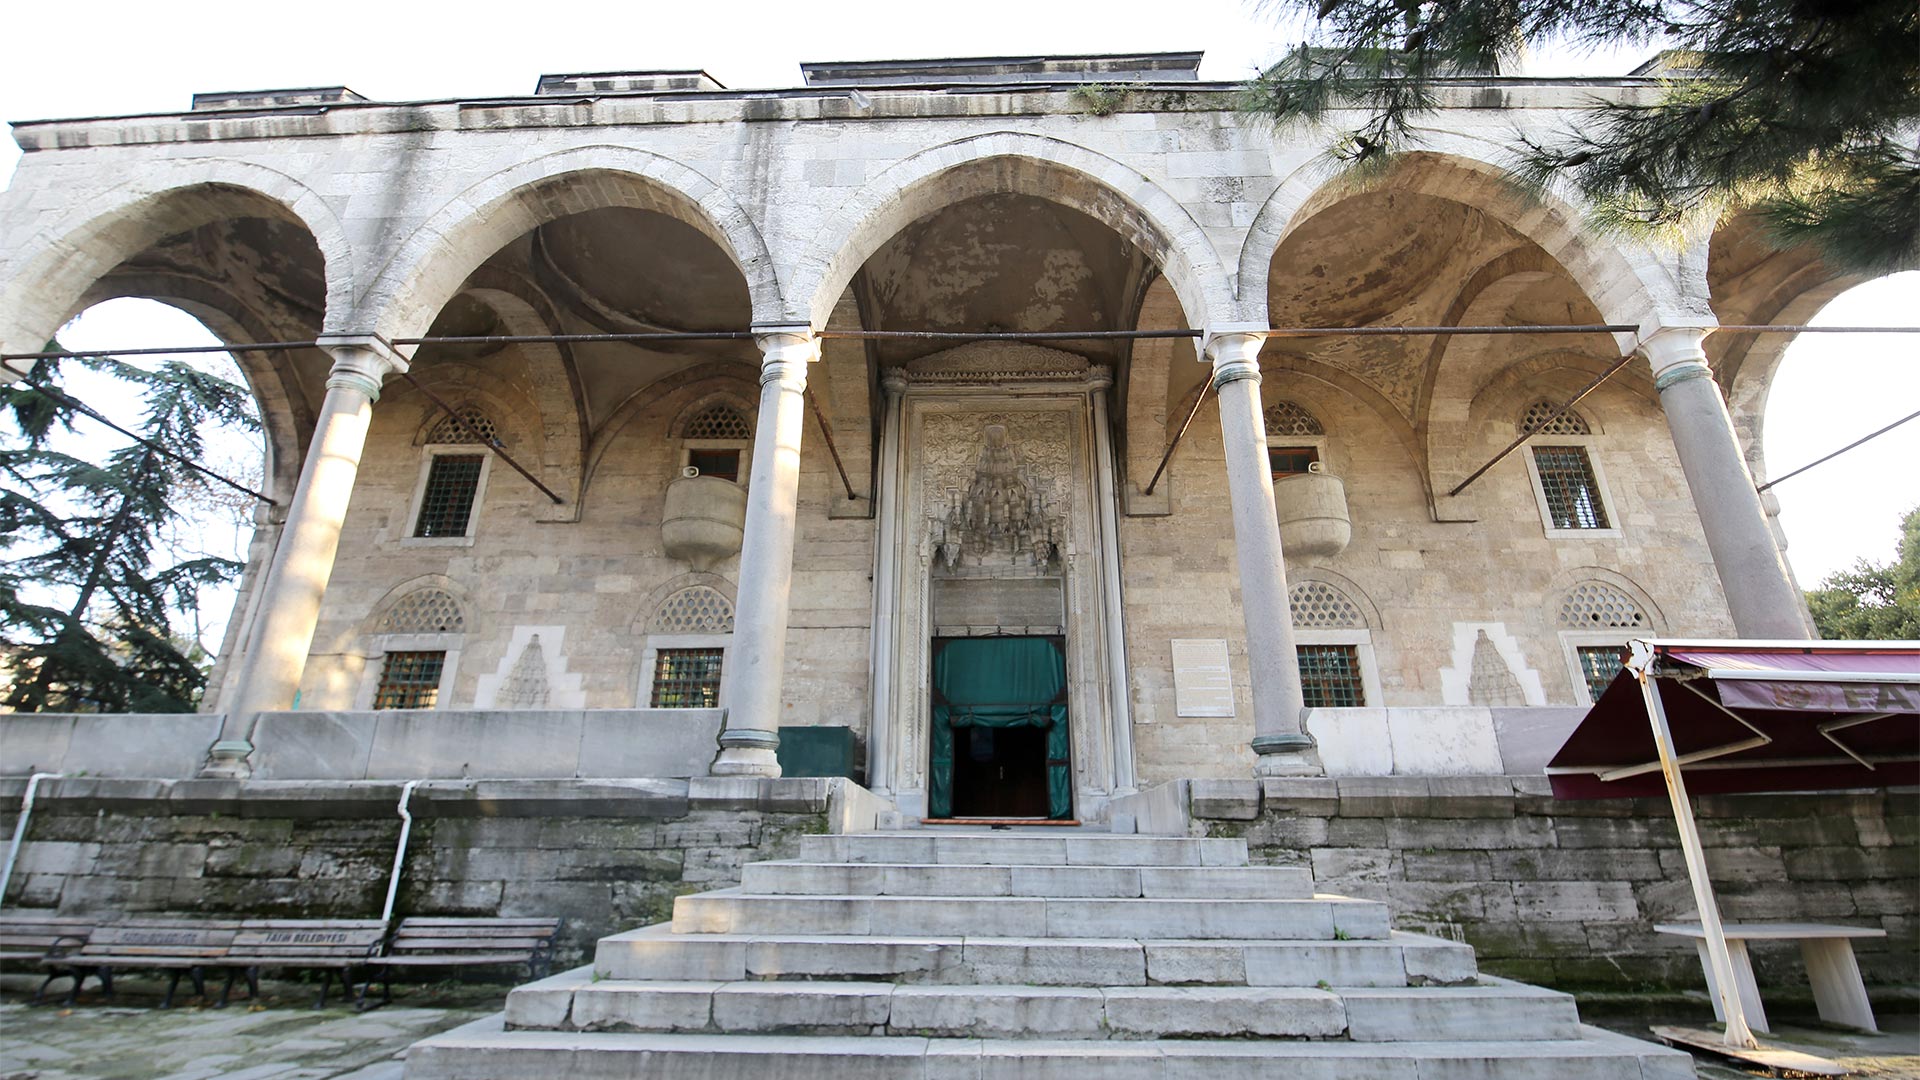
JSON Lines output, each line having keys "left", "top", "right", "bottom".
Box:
{"left": 8, "top": 323, "right": 1918, "bottom": 364}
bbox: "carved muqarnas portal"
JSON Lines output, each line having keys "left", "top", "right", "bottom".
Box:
{"left": 932, "top": 425, "right": 1062, "bottom": 572}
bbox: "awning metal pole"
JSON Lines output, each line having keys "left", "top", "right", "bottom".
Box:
{"left": 1448, "top": 352, "right": 1635, "bottom": 497}
{"left": 1633, "top": 645, "right": 1758, "bottom": 1049}
{"left": 395, "top": 370, "right": 565, "bottom": 506}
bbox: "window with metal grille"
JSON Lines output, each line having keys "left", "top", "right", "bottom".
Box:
{"left": 1577, "top": 645, "right": 1629, "bottom": 702}
{"left": 1520, "top": 400, "right": 1591, "bottom": 436}
{"left": 687, "top": 447, "right": 742, "bottom": 482}
{"left": 1532, "top": 446, "right": 1610, "bottom": 529}
{"left": 373, "top": 650, "right": 445, "bottom": 709}
{"left": 1297, "top": 644, "right": 1365, "bottom": 707}
{"left": 414, "top": 454, "right": 485, "bottom": 537}
{"left": 651, "top": 648, "right": 724, "bottom": 708}
{"left": 427, "top": 406, "right": 498, "bottom": 446}
{"left": 1264, "top": 401, "right": 1325, "bottom": 437}
{"left": 1270, "top": 446, "right": 1320, "bottom": 480}
{"left": 683, "top": 404, "right": 752, "bottom": 440}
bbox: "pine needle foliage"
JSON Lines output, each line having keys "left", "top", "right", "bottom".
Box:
{"left": 1243, "top": 0, "right": 1920, "bottom": 273}
{"left": 0, "top": 349, "right": 259, "bottom": 712}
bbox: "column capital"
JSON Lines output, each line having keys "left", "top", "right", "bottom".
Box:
{"left": 317, "top": 333, "right": 409, "bottom": 400}
{"left": 1635, "top": 321, "right": 1718, "bottom": 390}
{"left": 752, "top": 323, "right": 818, "bottom": 390}
{"left": 881, "top": 368, "right": 910, "bottom": 396}
{"left": 1086, "top": 364, "right": 1114, "bottom": 394}
{"left": 1204, "top": 323, "right": 1267, "bottom": 388}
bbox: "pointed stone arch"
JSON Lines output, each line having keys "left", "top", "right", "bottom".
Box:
{"left": 358, "top": 145, "right": 783, "bottom": 341}
{"left": 0, "top": 160, "right": 352, "bottom": 357}
{"left": 790, "top": 131, "right": 1236, "bottom": 331}
{"left": 1238, "top": 144, "right": 1691, "bottom": 328}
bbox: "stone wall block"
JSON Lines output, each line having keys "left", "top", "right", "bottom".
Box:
{"left": 1511, "top": 882, "right": 1639, "bottom": 922}
{"left": 12, "top": 840, "right": 100, "bottom": 877}
{"left": 1401, "top": 850, "right": 1493, "bottom": 882}
{"left": 1258, "top": 778, "right": 1339, "bottom": 816}
{"left": 1784, "top": 845, "right": 1918, "bottom": 882}
{"left": 1386, "top": 817, "right": 1554, "bottom": 851}
{"left": 1336, "top": 778, "right": 1432, "bottom": 818}
{"left": 1424, "top": 778, "right": 1519, "bottom": 819}
{"left": 1552, "top": 817, "right": 1676, "bottom": 849}
{"left": 1310, "top": 847, "right": 1393, "bottom": 883}
{"left": 1492, "top": 848, "right": 1665, "bottom": 882}
{"left": 1190, "top": 779, "right": 1262, "bottom": 820}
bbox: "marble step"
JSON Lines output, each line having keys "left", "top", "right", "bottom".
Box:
{"left": 415, "top": 1015, "right": 1695, "bottom": 1080}
{"left": 798, "top": 833, "right": 1250, "bottom": 867}
{"left": 671, "top": 891, "right": 1391, "bottom": 940}
{"left": 592, "top": 924, "right": 1476, "bottom": 987}
{"left": 738, "top": 861, "right": 1314, "bottom": 900}
{"left": 506, "top": 969, "right": 1575, "bottom": 1042}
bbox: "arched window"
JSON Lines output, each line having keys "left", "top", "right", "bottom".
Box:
{"left": 411, "top": 406, "right": 496, "bottom": 541}
{"left": 366, "top": 587, "right": 467, "bottom": 710}
{"left": 1554, "top": 578, "right": 1657, "bottom": 704}
{"left": 1264, "top": 401, "right": 1327, "bottom": 480}
{"left": 1287, "top": 579, "right": 1380, "bottom": 708}
{"left": 678, "top": 402, "right": 753, "bottom": 483}
{"left": 642, "top": 585, "right": 735, "bottom": 708}
{"left": 1519, "top": 401, "right": 1618, "bottom": 537}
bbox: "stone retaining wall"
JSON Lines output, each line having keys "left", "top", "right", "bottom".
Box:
{"left": 0, "top": 776, "right": 882, "bottom": 968}
{"left": 1183, "top": 777, "right": 1918, "bottom": 989}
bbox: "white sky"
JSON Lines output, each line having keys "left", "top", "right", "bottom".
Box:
{"left": 3, "top": 0, "right": 1916, "bottom": 653}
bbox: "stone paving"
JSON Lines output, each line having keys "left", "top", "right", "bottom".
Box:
{"left": 0, "top": 976, "right": 498, "bottom": 1080}
{"left": 2, "top": 974, "right": 1915, "bottom": 1079}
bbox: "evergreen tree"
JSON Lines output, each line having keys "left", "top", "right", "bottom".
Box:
{"left": 1242, "top": 0, "right": 1920, "bottom": 273}
{"left": 0, "top": 350, "right": 259, "bottom": 712}
{"left": 1807, "top": 505, "right": 1920, "bottom": 640}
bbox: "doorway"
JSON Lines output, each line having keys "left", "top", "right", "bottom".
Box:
{"left": 928, "top": 636, "right": 1071, "bottom": 820}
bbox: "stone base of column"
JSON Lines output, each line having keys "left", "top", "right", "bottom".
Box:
{"left": 711, "top": 728, "right": 783, "bottom": 778}
{"left": 1251, "top": 733, "right": 1324, "bottom": 778}
{"left": 200, "top": 739, "right": 255, "bottom": 780}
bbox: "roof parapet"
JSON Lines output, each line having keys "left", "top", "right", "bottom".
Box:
{"left": 191, "top": 87, "right": 368, "bottom": 111}
{"left": 534, "top": 70, "right": 727, "bottom": 95}
{"left": 800, "top": 52, "right": 1203, "bottom": 87}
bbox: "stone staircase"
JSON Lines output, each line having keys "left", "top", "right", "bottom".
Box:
{"left": 406, "top": 830, "right": 1693, "bottom": 1078}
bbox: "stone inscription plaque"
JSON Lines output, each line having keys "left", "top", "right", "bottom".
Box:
{"left": 1172, "top": 639, "right": 1234, "bottom": 717}
{"left": 931, "top": 577, "right": 1066, "bottom": 635}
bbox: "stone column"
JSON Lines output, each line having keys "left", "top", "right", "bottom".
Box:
{"left": 1638, "top": 325, "right": 1811, "bottom": 639}
{"left": 864, "top": 369, "right": 908, "bottom": 796}
{"left": 1206, "top": 326, "right": 1321, "bottom": 777}
{"left": 712, "top": 326, "right": 819, "bottom": 777}
{"left": 205, "top": 335, "right": 408, "bottom": 777}
{"left": 1087, "top": 367, "right": 1138, "bottom": 794}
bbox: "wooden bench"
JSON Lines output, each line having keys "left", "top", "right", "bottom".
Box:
{"left": 212, "top": 919, "right": 389, "bottom": 1008}
{"left": 1656, "top": 921, "right": 1888, "bottom": 1033}
{"left": 0, "top": 915, "right": 92, "bottom": 966}
{"left": 360, "top": 917, "right": 561, "bottom": 1007}
{"left": 39, "top": 918, "right": 242, "bottom": 1007}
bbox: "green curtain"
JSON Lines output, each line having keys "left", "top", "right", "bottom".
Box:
{"left": 929, "top": 637, "right": 1071, "bottom": 819}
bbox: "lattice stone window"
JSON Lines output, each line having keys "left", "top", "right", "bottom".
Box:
{"left": 1298, "top": 644, "right": 1366, "bottom": 707}
{"left": 683, "top": 403, "right": 752, "bottom": 440}
{"left": 427, "top": 406, "right": 499, "bottom": 446}
{"left": 1558, "top": 581, "right": 1648, "bottom": 629}
{"left": 1264, "top": 401, "right": 1325, "bottom": 437}
{"left": 373, "top": 650, "right": 446, "bottom": 709}
{"left": 654, "top": 586, "right": 735, "bottom": 634}
{"left": 1290, "top": 581, "right": 1366, "bottom": 629}
{"left": 379, "top": 589, "right": 466, "bottom": 634}
{"left": 1576, "top": 645, "right": 1629, "bottom": 702}
{"left": 650, "top": 648, "right": 724, "bottom": 708}
{"left": 1521, "top": 400, "right": 1591, "bottom": 437}
{"left": 413, "top": 454, "right": 486, "bottom": 537}
{"left": 1531, "top": 446, "right": 1610, "bottom": 530}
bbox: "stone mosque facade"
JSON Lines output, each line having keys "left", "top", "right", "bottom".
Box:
{"left": 0, "top": 52, "right": 1843, "bottom": 822}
